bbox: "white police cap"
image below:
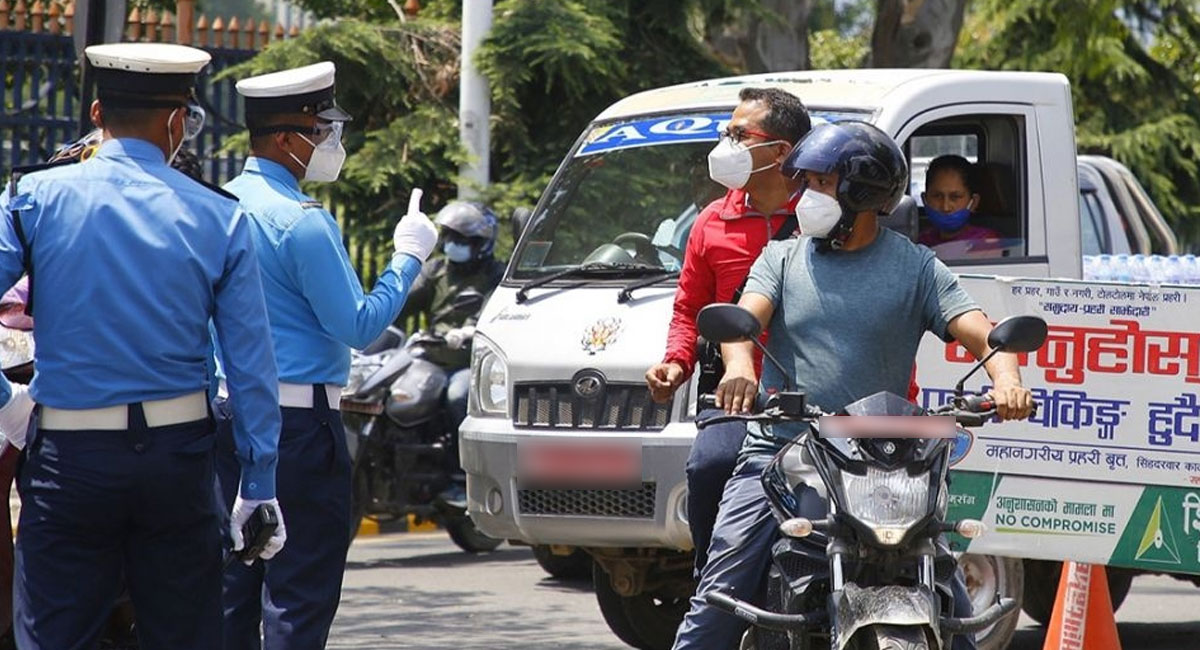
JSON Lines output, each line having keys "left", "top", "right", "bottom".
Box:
{"left": 236, "top": 61, "right": 351, "bottom": 122}
{"left": 85, "top": 43, "right": 210, "bottom": 100}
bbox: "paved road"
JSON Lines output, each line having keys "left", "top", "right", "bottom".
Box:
{"left": 332, "top": 533, "right": 1200, "bottom": 649}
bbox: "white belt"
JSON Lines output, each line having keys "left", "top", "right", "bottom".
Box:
{"left": 40, "top": 392, "right": 209, "bottom": 431}
{"left": 279, "top": 382, "right": 342, "bottom": 411}
{"left": 218, "top": 381, "right": 341, "bottom": 411}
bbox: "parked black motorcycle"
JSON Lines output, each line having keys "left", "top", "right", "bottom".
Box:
{"left": 694, "top": 304, "right": 1048, "bottom": 650}
{"left": 341, "top": 290, "right": 502, "bottom": 553}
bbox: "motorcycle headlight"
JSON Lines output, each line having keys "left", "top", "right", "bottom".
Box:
{"left": 840, "top": 467, "right": 931, "bottom": 545}
{"left": 469, "top": 336, "right": 508, "bottom": 417}
{"left": 344, "top": 354, "right": 386, "bottom": 397}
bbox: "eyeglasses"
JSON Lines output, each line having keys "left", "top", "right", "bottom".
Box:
{"left": 721, "top": 125, "right": 777, "bottom": 144}
{"left": 307, "top": 120, "right": 342, "bottom": 146}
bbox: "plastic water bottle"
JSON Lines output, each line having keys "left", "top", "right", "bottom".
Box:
{"left": 1162, "top": 255, "right": 1183, "bottom": 285}
{"left": 1095, "top": 254, "right": 1113, "bottom": 281}
{"left": 1082, "top": 255, "right": 1100, "bottom": 281}
{"left": 1184, "top": 254, "right": 1200, "bottom": 285}
{"left": 1144, "top": 255, "right": 1166, "bottom": 284}
{"left": 1112, "top": 254, "right": 1132, "bottom": 282}
{"left": 1129, "top": 254, "right": 1152, "bottom": 282}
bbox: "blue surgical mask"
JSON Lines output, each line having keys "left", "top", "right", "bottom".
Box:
{"left": 444, "top": 241, "right": 473, "bottom": 263}
{"left": 926, "top": 206, "right": 972, "bottom": 233}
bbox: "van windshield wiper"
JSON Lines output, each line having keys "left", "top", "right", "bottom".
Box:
{"left": 618, "top": 270, "right": 680, "bottom": 303}
{"left": 515, "top": 262, "right": 662, "bottom": 303}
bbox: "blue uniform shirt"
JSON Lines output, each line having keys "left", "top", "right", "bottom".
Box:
{"left": 220, "top": 157, "right": 421, "bottom": 386}
{"left": 0, "top": 138, "right": 281, "bottom": 499}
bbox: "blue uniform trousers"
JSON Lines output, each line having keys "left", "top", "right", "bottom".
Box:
{"left": 684, "top": 411, "right": 747, "bottom": 578}
{"left": 14, "top": 407, "right": 221, "bottom": 650}
{"left": 673, "top": 456, "right": 977, "bottom": 650}
{"left": 215, "top": 386, "right": 351, "bottom": 650}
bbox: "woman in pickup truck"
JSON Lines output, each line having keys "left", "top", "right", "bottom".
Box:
{"left": 919, "top": 154, "right": 1003, "bottom": 252}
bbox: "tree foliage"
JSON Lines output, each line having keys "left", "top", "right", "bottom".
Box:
{"left": 955, "top": 0, "right": 1200, "bottom": 248}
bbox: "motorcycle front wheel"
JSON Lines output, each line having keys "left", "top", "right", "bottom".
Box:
{"left": 850, "top": 624, "right": 933, "bottom": 650}
{"left": 444, "top": 514, "right": 503, "bottom": 553}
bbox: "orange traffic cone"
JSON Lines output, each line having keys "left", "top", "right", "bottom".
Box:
{"left": 1041, "top": 561, "right": 1121, "bottom": 650}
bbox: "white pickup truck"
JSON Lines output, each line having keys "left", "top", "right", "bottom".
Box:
{"left": 459, "top": 69, "right": 1199, "bottom": 650}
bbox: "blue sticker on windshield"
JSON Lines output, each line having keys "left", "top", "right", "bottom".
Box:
{"left": 578, "top": 114, "right": 730, "bottom": 156}
{"left": 576, "top": 111, "right": 854, "bottom": 157}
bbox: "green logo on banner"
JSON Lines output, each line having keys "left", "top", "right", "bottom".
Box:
{"left": 1134, "top": 496, "right": 1181, "bottom": 565}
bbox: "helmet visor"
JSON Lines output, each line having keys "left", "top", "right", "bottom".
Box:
{"left": 781, "top": 124, "right": 856, "bottom": 178}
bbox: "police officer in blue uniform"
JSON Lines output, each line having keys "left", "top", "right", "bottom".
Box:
{"left": 0, "top": 43, "right": 286, "bottom": 650}
{"left": 214, "top": 61, "right": 438, "bottom": 649}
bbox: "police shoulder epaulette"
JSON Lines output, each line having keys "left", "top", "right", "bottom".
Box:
{"left": 299, "top": 199, "right": 324, "bottom": 210}
{"left": 181, "top": 175, "right": 240, "bottom": 202}
{"left": 7, "top": 158, "right": 78, "bottom": 195}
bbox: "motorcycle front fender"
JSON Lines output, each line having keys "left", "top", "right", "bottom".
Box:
{"left": 832, "top": 583, "right": 940, "bottom": 650}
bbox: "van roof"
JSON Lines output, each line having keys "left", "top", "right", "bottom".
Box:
{"left": 595, "top": 69, "right": 1066, "bottom": 122}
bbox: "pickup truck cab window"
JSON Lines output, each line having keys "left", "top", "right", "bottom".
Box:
{"left": 899, "top": 112, "right": 1033, "bottom": 266}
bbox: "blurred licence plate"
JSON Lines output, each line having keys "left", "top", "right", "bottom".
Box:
{"left": 518, "top": 440, "right": 641, "bottom": 488}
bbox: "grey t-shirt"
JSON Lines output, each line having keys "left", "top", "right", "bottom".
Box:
{"left": 740, "top": 228, "right": 979, "bottom": 457}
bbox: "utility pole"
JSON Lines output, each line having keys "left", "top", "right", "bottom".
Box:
{"left": 458, "top": 0, "right": 493, "bottom": 200}
{"left": 73, "top": 0, "right": 128, "bottom": 137}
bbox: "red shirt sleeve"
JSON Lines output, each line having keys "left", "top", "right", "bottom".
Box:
{"left": 908, "top": 365, "right": 920, "bottom": 404}
{"left": 662, "top": 210, "right": 717, "bottom": 379}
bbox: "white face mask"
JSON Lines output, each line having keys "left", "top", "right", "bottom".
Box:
{"left": 288, "top": 123, "right": 346, "bottom": 182}
{"left": 795, "top": 190, "right": 844, "bottom": 239}
{"left": 707, "top": 136, "right": 785, "bottom": 190}
{"left": 166, "top": 102, "right": 203, "bottom": 165}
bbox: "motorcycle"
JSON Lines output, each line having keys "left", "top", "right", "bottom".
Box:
{"left": 341, "top": 289, "right": 502, "bottom": 553}
{"left": 693, "top": 303, "right": 1048, "bottom": 650}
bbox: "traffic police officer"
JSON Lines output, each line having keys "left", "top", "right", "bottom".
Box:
{"left": 214, "top": 61, "right": 438, "bottom": 649}
{"left": 0, "top": 43, "right": 285, "bottom": 650}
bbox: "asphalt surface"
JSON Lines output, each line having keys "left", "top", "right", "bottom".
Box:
{"left": 334, "top": 532, "right": 1200, "bottom": 649}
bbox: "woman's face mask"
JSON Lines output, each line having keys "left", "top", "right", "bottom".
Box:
{"left": 707, "top": 134, "right": 786, "bottom": 190}
{"left": 288, "top": 121, "right": 346, "bottom": 183}
{"left": 925, "top": 205, "right": 973, "bottom": 233}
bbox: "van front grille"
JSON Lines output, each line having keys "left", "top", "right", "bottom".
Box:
{"left": 512, "top": 382, "right": 670, "bottom": 431}
{"left": 516, "top": 483, "right": 657, "bottom": 518}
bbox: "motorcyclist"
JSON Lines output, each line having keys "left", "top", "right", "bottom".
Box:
{"left": 672, "top": 121, "right": 1034, "bottom": 650}
{"left": 395, "top": 201, "right": 505, "bottom": 502}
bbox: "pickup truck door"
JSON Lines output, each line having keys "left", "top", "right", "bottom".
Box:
{"left": 889, "top": 103, "right": 1065, "bottom": 279}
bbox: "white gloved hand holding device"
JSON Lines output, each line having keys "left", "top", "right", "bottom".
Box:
{"left": 0, "top": 383, "right": 34, "bottom": 449}
{"left": 393, "top": 188, "right": 438, "bottom": 262}
{"left": 230, "top": 494, "right": 287, "bottom": 564}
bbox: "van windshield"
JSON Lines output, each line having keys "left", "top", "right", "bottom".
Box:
{"left": 509, "top": 109, "right": 869, "bottom": 280}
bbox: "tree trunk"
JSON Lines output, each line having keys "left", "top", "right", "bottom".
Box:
{"left": 746, "top": 0, "right": 812, "bottom": 72}
{"left": 870, "top": 0, "right": 968, "bottom": 68}
{"left": 706, "top": 0, "right": 813, "bottom": 73}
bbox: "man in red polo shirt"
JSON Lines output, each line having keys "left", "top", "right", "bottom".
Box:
{"left": 645, "top": 87, "right": 810, "bottom": 576}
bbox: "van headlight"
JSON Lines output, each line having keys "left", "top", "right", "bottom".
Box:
{"left": 470, "top": 336, "right": 508, "bottom": 417}
{"left": 840, "top": 467, "right": 930, "bottom": 545}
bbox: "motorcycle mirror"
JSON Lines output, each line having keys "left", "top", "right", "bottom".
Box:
{"left": 954, "top": 314, "right": 1049, "bottom": 397}
{"left": 451, "top": 289, "right": 486, "bottom": 313}
{"left": 696, "top": 304, "right": 762, "bottom": 343}
{"left": 986, "top": 315, "right": 1048, "bottom": 353}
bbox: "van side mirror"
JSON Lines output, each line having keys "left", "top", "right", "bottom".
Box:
{"left": 511, "top": 206, "right": 533, "bottom": 243}
{"left": 697, "top": 304, "right": 761, "bottom": 343}
{"left": 453, "top": 289, "right": 486, "bottom": 314}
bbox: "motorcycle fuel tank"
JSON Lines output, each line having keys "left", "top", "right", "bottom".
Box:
{"left": 385, "top": 358, "right": 449, "bottom": 427}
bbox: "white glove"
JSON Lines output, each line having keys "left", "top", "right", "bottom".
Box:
{"left": 445, "top": 326, "right": 476, "bottom": 350}
{"left": 0, "top": 383, "right": 34, "bottom": 450}
{"left": 393, "top": 188, "right": 438, "bottom": 262}
{"left": 230, "top": 494, "right": 287, "bottom": 564}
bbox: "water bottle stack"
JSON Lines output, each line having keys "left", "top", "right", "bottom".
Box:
{"left": 1081, "top": 253, "right": 1200, "bottom": 285}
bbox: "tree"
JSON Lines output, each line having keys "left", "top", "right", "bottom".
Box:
{"left": 955, "top": 0, "right": 1200, "bottom": 248}
{"left": 871, "top": 0, "right": 969, "bottom": 68}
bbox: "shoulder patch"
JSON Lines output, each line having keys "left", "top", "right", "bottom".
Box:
{"left": 299, "top": 200, "right": 324, "bottom": 210}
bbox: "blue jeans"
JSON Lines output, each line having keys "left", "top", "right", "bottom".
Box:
{"left": 672, "top": 455, "right": 977, "bottom": 650}
{"left": 685, "top": 411, "right": 747, "bottom": 578}
{"left": 446, "top": 367, "right": 470, "bottom": 431}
